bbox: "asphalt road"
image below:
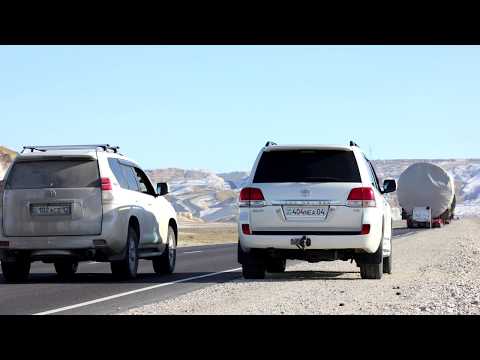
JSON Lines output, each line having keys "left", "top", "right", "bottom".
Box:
{"left": 0, "top": 225, "right": 418, "bottom": 315}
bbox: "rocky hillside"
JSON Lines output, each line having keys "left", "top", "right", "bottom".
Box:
{"left": 147, "top": 159, "right": 480, "bottom": 222}
{"left": 1, "top": 145, "right": 478, "bottom": 221}
{"left": 146, "top": 168, "right": 248, "bottom": 223}
{"left": 0, "top": 146, "right": 17, "bottom": 179}
{"left": 373, "top": 159, "right": 480, "bottom": 217}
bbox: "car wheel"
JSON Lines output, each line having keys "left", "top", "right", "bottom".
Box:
{"left": 266, "top": 258, "right": 286, "bottom": 273}
{"left": 383, "top": 221, "right": 393, "bottom": 274}
{"left": 359, "top": 237, "right": 383, "bottom": 280}
{"left": 111, "top": 226, "right": 139, "bottom": 279}
{"left": 152, "top": 226, "right": 177, "bottom": 275}
{"left": 238, "top": 242, "right": 266, "bottom": 279}
{"left": 360, "top": 261, "right": 383, "bottom": 279}
{"left": 54, "top": 260, "right": 79, "bottom": 279}
{"left": 242, "top": 262, "right": 266, "bottom": 279}
{"left": 241, "top": 251, "right": 266, "bottom": 280}
{"left": 383, "top": 252, "right": 392, "bottom": 274}
{"left": 1, "top": 258, "right": 31, "bottom": 283}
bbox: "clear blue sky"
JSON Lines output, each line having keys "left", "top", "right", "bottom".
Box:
{"left": 0, "top": 46, "right": 478, "bottom": 173}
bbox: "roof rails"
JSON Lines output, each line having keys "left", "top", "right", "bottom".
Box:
{"left": 265, "top": 141, "right": 277, "bottom": 147}
{"left": 349, "top": 141, "right": 360, "bottom": 147}
{"left": 21, "top": 144, "right": 120, "bottom": 154}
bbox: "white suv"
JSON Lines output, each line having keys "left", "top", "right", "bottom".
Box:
{"left": 0, "top": 144, "right": 178, "bottom": 282}
{"left": 237, "top": 142, "right": 397, "bottom": 280}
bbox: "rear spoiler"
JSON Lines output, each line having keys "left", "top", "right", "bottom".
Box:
{"left": 15, "top": 154, "right": 97, "bottom": 162}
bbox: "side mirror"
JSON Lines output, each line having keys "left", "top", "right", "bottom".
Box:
{"left": 156, "top": 182, "right": 169, "bottom": 196}
{"left": 382, "top": 179, "right": 397, "bottom": 194}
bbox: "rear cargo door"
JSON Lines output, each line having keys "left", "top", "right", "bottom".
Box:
{"left": 249, "top": 149, "right": 364, "bottom": 233}
{"left": 2, "top": 158, "right": 103, "bottom": 237}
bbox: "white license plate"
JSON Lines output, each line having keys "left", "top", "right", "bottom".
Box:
{"left": 31, "top": 204, "right": 71, "bottom": 216}
{"left": 283, "top": 206, "right": 329, "bottom": 220}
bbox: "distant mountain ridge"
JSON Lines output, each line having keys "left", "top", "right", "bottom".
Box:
{"left": 0, "top": 146, "right": 17, "bottom": 179}
{"left": 146, "top": 159, "right": 480, "bottom": 222}
{"left": 146, "top": 168, "right": 247, "bottom": 223}
{"left": 1, "top": 145, "right": 478, "bottom": 221}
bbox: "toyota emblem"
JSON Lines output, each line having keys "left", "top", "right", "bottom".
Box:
{"left": 300, "top": 189, "right": 311, "bottom": 197}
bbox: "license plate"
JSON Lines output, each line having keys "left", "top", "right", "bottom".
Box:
{"left": 283, "top": 206, "right": 329, "bottom": 220}
{"left": 31, "top": 204, "right": 72, "bottom": 216}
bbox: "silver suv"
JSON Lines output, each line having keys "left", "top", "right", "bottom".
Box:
{"left": 0, "top": 144, "right": 178, "bottom": 282}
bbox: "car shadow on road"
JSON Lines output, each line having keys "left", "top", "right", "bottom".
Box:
{"left": 0, "top": 271, "right": 243, "bottom": 285}
{"left": 265, "top": 270, "right": 361, "bottom": 281}
{"left": 0, "top": 268, "right": 363, "bottom": 284}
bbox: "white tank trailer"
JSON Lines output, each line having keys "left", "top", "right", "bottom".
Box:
{"left": 397, "top": 162, "right": 456, "bottom": 228}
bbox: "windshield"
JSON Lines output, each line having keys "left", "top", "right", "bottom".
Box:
{"left": 253, "top": 150, "right": 361, "bottom": 183}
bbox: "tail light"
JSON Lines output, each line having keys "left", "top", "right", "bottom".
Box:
{"left": 241, "top": 224, "right": 251, "bottom": 235}
{"left": 101, "top": 177, "right": 113, "bottom": 191}
{"left": 347, "top": 187, "right": 376, "bottom": 208}
{"left": 361, "top": 224, "right": 371, "bottom": 235}
{"left": 239, "top": 187, "right": 266, "bottom": 207}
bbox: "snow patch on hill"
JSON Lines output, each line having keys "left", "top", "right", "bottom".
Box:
{"left": 1, "top": 144, "right": 479, "bottom": 222}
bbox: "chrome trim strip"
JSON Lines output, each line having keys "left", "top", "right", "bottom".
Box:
{"left": 269, "top": 200, "right": 343, "bottom": 206}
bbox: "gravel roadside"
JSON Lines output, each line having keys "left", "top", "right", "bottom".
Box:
{"left": 122, "top": 218, "right": 480, "bottom": 315}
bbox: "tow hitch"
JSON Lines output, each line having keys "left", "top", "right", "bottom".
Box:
{"left": 291, "top": 235, "right": 312, "bottom": 250}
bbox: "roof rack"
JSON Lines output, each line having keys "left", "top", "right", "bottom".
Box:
{"left": 349, "top": 141, "right": 360, "bottom": 147}
{"left": 21, "top": 144, "right": 120, "bottom": 154}
{"left": 265, "top": 141, "right": 277, "bottom": 147}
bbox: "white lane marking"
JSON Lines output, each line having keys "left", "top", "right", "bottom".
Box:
{"left": 182, "top": 251, "right": 203, "bottom": 254}
{"left": 33, "top": 267, "right": 242, "bottom": 315}
{"left": 394, "top": 230, "right": 418, "bottom": 238}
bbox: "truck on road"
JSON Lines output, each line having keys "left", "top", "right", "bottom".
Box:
{"left": 397, "top": 162, "right": 456, "bottom": 228}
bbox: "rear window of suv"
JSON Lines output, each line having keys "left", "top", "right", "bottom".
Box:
{"left": 253, "top": 150, "right": 361, "bottom": 183}
{"left": 6, "top": 159, "right": 100, "bottom": 189}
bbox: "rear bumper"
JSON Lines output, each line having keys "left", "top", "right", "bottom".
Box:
{"left": 239, "top": 232, "right": 380, "bottom": 253}
{"left": 0, "top": 235, "right": 102, "bottom": 250}
{"left": 0, "top": 206, "right": 129, "bottom": 259}
{"left": 0, "top": 234, "right": 126, "bottom": 262}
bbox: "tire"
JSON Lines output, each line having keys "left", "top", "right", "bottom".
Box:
{"left": 360, "top": 261, "right": 383, "bottom": 279}
{"left": 238, "top": 242, "right": 266, "bottom": 279}
{"left": 383, "top": 220, "right": 393, "bottom": 274}
{"left": 1, "top": 258, "right": 31, "bottom": 283}
{"left": 242, "top": 261, "right": 266, "bottom": 279}
{"left": 152, "top": 226, "right": 177, "bottom": 275}
{"left": 359, "top": 233, "right": 383, "bottom": 280}
{"left": 111, "top": 226, "right": 139, "bottom": 279}
{"left": 54, "top": 260, "right": 79, "bottom": 279}
{"left": 266, "top": 258, "right": 286, "bottom": 273}
{"left": 383, "top": 255, "right": 392, "bottom": 274}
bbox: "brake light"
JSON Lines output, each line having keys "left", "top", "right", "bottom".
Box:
{"left": 101, "top": 177, "right": 112, "bottom": 191}
{"left": 239, "top": 187, "right": 266, "bottom": 207}
{"left": 361, "top": 224, "right": 371, "bottom": 235}
{"left": 347, "top": 187, "right": 376, "bottom": 208}
{"left": 241, "top": 224, "right": 251, "bottom": 235}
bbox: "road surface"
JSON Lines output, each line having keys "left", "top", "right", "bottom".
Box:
{"left": 0, "top": 226, "right": 417, "bottom": 315}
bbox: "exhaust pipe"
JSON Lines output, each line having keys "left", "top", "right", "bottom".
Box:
{"left": 86, "top": 249, "right": 95, "bottom": 260}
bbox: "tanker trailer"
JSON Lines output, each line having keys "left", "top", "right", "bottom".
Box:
{"left": 397, "top": 162, "right": 456, "bottom": 228}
